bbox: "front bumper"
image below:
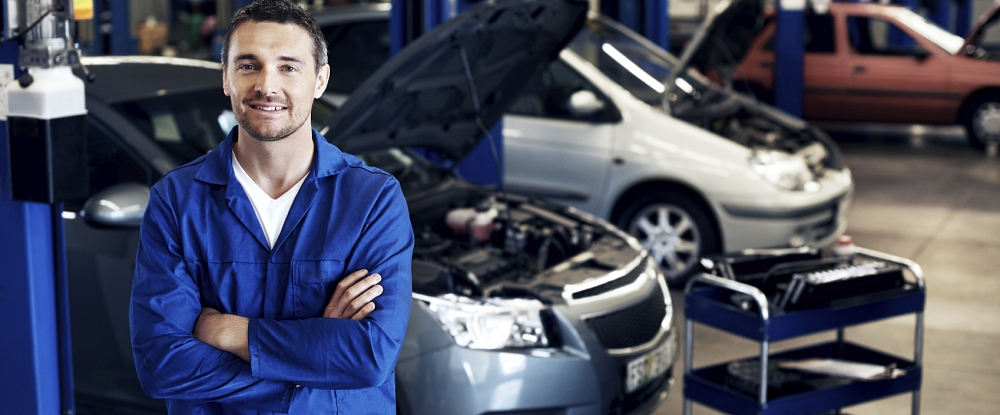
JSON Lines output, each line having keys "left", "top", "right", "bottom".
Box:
{"left": 397, "top": 262, "right": 679, "bottom": 415}
{"left": 715, "top": 173, "right": 853, "bottom": 252}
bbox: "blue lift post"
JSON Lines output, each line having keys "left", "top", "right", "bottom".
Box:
{"left": 619, "top": 0, "right": 641, "bottom": 32}
{"left": 90, "top": 0, "right": 136, "bottom": 55}
{"left": 644, "top": 0, "right": 670, "bottom": 51}
{"left": 956, "top": 0, "right": 972, "bottom": 36}
{"left": 930, "top": 0, "right": 975, "bottom": 36}
{"left": 889, "top": 0, "right": 918, "bottom": 47}
{"left": 774, "top": 0, "right": 806, "bottom": 118}
{"left": 605, "top": 0, "right": 670, "bottom": 51}
{"left": 931, "top": 0, "right": 951, "bottom": 31}
{"left": 0, "top": 32, "right": 62, "bottom": 415}
{"left": 389, "top": 0, "right": 408, "bottom": 55}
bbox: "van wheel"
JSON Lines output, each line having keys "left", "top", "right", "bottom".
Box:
{"left": 616, "top": 191, "right": 719, "bottom": 287}
{"left": 963, "top": 93, "right": 1000, "bottom": 150}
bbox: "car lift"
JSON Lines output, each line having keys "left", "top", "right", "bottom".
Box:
{"left": 1, "top": 1, "right": 91, "bottom": 414}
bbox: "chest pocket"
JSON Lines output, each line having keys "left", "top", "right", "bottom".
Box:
{"left": 291, "top": 260, "right": 347, "bottom": 319}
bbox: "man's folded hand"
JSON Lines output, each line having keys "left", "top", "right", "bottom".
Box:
{"left": 324, "top": 269, "right": 383, "bottom": 320}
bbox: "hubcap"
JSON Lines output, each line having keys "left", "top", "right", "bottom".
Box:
{"left": 627, "top": 203, "right": 701, "bottom": 281}
{"left": 973, "top": 101, "right": 1000, "bottom": 141}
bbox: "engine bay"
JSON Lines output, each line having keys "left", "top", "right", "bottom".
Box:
{"left": 408, "top": 191, "right": 614, "bottom": 300}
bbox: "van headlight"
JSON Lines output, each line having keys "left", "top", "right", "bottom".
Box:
{"left": 750, "top": 149, "right": 817, "bottom": 191}
{"left": 414, "top": 293, "right": 551, "bottom": 350}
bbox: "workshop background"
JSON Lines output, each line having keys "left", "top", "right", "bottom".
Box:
{"left": 0, "top": 0, "right": 1000, "bottom": 415}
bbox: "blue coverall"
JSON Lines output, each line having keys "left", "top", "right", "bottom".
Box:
{"left": 129, "top": 128, "right": 414, "bottom": 414}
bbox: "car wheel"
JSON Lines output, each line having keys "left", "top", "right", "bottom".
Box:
{"left": 616, "top": 191, "right": 719, "bottom": 286}
{"left": 963, "top": 93, "right": 1000, "bottom": 150}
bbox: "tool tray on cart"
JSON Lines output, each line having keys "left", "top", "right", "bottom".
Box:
{"left": 683, "top": 247, "right": 926, "bottom": 415}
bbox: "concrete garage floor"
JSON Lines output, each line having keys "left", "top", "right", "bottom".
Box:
{"left": 656, "top": 126, "right": 1000, "bottom": 415}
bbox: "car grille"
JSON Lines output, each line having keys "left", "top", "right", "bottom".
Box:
{"left": 571, "top": 256, "right": 648, "bottom": 300}
{"left": 583, "top": 282, "right": 666, "bottom": 350}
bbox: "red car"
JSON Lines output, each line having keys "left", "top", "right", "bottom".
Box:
{"left": 719, "top": 1, "right": 1000, "bottom": 148}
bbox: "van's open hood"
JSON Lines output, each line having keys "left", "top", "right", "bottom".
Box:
{"left": 961, "top": 0, "right": 1000, "bottom": 53}
{"left": 321, "top": 0, "right": 587, "bottom": 161}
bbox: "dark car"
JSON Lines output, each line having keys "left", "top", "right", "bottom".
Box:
{"left": 67, "top": 1, "right": 678, "bottom": 414}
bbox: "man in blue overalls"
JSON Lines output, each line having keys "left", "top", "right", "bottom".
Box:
{"left": 129, "top": 1, "right": 414, "bottom": 413}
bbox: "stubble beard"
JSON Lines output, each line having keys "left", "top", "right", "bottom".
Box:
{"left": 235, "top": 96, "right": 308, "bottom": 142}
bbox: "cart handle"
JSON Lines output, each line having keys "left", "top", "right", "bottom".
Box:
{"left": 685, "top": 272, "right": 771, "bottom": 320}
{"left": 855, "top": 247, "right": 925, "bottom": 290}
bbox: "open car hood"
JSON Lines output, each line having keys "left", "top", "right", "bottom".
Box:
{"left": 666, "top": 0, "right": 763, "bottom": 97}
{"left": 321, "top": 0, "right": 587, "bottom": 161}
{"left": 962, "top": 0, "right": 1000, "bottom": 52}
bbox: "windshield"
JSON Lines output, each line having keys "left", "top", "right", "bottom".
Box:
{"left": 115, "top": 89, "right": 338, "bottom": 166}
{"left": 568, "top": 17, "right": 700, "bottom": 107}
{"left": 893, "top": 7, "right": 964, "bottom": 54}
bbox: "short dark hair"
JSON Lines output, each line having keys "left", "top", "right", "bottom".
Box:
{"left": 221, "top": 0, "right": 328, "bottom": 69}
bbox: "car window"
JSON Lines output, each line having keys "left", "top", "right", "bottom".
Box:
{"left": 114, "top": 89, "right": 233, "bottom": 165}
{"left": 65, "top": 120, "right": 154, "bottom": 211}
{"left": 509, "top": 59, "right": 618, "bottom": 122}
{"left": 761, "top": 13, "right": 834, "bottom": 53}
{"left": 568, "top": 19, "right": 675, "bottom": 107}
{"left": 115, "top": 86, "right": 338, "bottom": 167}
{"left": 323, "top": 20, "right": 390, "bottom": 94}
{"left": 847, "top": 16, "right": 921, "bottom": 56}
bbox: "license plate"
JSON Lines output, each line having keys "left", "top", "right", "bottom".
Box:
{"left": 625, "top": 337, "right": 674, "bottom": 394}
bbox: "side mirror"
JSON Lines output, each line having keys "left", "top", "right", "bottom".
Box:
{"left": 913, "top": 44, "right": 932, "bottom": 61}
{"left": 566, "top": 90, "right": 606, "bottom": 117}
{"left": 81, "top": 182, "right": 150, "bottom": 228}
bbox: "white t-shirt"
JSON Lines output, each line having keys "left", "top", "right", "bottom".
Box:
{"left": 232, "top": 151, "right": 308, "bottom": 249}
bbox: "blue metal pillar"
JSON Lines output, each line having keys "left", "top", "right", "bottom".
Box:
{"left": 956, "top": 0, "right": 972, "bottom": 36}
{"left": 644, "top": 0, "right": 669, "bottom": 51}
{"left": 774, "top": 0, "right": 805, "bottom": 117}
{"left": 619, "top": 0, "right": 641, "bottom": 33}
{"left": 0, "top": 39, "right": 62, "bottom": 415}
{"left": 889, "top": 0, "right": 918, "bottom": 47}
{"left": 91, "top": 0, "right": 136, "bottom": 55}
{"left": 931, "top": 0, "right": 951, "bottom": 32}
{"left": 390, "top": 0, "right": 408, "bottom": 55}
{"left": 425, "top": 0, "right": 451, "bottom": 31}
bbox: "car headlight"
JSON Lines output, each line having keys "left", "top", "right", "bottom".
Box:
{"left": 750, "top": 149, "right": 818, "bottom": 191}
{"left": 414, "top": 293, "right": 551, "bottom": 350}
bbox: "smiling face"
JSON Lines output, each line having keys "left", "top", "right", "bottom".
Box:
{"left": 223, "top": 21, "right": 330, "bottom": 142}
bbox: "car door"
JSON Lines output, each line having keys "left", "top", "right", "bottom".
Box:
{"left": 503, "top": 59, "right": 619, "bottom": 215}
{"left": 836, "top": 12, "right": 952, "bottom": 123}
{"left": 799, "top": 12, "right": 854, "bottom": 121}
{"left": 733, "top": 13, "right": 848, "bottom": 117}
{"left": 63, "top": 117, "right": 165, "bottom": 412}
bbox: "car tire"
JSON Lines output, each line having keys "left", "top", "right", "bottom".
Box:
{"left": 962, "top": 93, "right": 1000, "bottom": 150}
{"left": 616, "top": 190, "right": 720, "bottom": 287}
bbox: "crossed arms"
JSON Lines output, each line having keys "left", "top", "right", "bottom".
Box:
{"left": 192, "top": 269, "right": 384, "bottom": 361}
{"left": 129, "top": 179, "right": 414, "bottom": 412}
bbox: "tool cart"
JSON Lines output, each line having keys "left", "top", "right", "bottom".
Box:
{"left": 682, "top": 246, "right": 925, "bottom": 415}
